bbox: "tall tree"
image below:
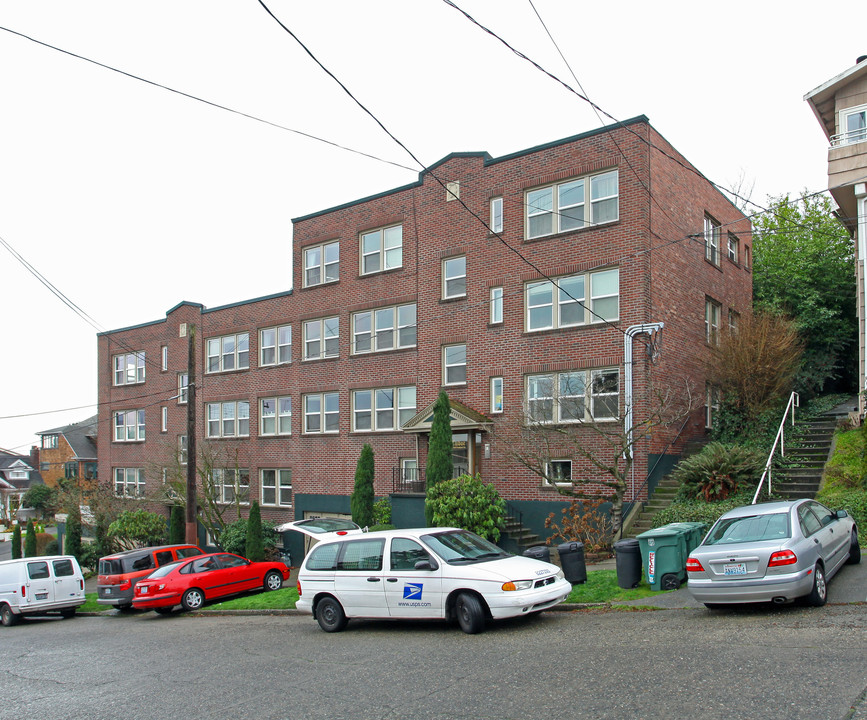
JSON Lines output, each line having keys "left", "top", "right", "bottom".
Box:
{"left": 752, "top": 193, "right": 857, "bottom": 395}
{"left": 24, "top": 519, "right": 37, "bottom": 557}
{"left": 350, "top": 444, "right": 375, "bottom": 528}
{"left": 65, "top": 505, "right": 82, "bottom": 562}
{"left": 11, "top": 524, "right": 22, "bottom": 559}
{"left": 169, "top": 505, "right": 185, "bottom": 544}
{"left": 245, "top": 501, "right": 264, "bottom": 562}
{"left": 425, "top": 391, "right": 453, "bottom": 525}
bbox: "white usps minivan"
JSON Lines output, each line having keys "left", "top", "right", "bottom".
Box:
{"left": 0, "top": 555, "right": 86, "bottom": 626}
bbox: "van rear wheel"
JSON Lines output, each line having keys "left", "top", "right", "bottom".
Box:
{"left": 1, "top": 604, "right": 19, "bottom": 626}
{"left": 60, "top": 608, "right": 76, "bottom": 619}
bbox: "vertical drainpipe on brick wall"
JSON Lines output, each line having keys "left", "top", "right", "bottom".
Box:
{"left": 623, "top": 322, "right": 664, "bottom": 500}
{"left": 856, "top": 185, "right": 867, "bottom": 414}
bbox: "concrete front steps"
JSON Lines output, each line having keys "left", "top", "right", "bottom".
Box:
{"left": 625, "top": 475, "right": 680, "bottom": 536}
{"left": 773, "top": 418, "right": 837, "bottom": 499}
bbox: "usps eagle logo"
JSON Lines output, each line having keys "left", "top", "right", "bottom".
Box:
{"left": 403, "top": 583, "right": 423, "bottom": 600}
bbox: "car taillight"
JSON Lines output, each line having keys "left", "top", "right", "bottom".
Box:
{"left": 685, "top": 558, "right": 704, "bottom": 572}
{"left": 119, "top": 580, "right": 131, "bottom": 591}
{"left": 296, "top": 581, "right": 302, "bottom": 596}
{"left": 20, "top": 585, "right": 25, "bottom": 598}
{"left": 80, "top": 579, "right": 84, "bottom": 590}
{"left": 768, "top": 550, "right": 797, "bottom": 567}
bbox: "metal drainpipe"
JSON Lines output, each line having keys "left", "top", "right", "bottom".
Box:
{"left": 623, "top": 322, "right": 665, "bottom": 500}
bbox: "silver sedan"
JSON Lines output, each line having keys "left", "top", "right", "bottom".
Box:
{"left": 686, "top": 499, "right": 860, "bottom": 608}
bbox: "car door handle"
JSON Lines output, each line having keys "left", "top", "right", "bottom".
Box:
{"left": 386, "top": 578, "right": 398, "bottom": 583}
{"left": 814, "top": 538, "right": 819, "bottom": 544}
{"left": 367, "top": 577, "right": 381, "bottom": 583}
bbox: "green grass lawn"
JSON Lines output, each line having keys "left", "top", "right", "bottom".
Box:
{"left": 564, "top": 570, "right": 664, "bottom": 603}
{"left": 80, "top": 594, "right": 109, "bottom": 613}
{"left": 207, "top": 587, "right": 299, "bottom": 610}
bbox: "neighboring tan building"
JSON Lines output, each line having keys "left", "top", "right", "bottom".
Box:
{"left": 97, "top": 117, "right": 752, "bottom": 547}
{"left": 805, "top": 55, "right": 867, "bottom": 411}
{"left": 37, "top": 416, "right": 98, "bottom": 489}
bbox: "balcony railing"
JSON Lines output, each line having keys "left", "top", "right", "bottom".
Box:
{"left": 831, "top": 128, "right": 867, "bottom": 147}
{"left": 391, "top": 466, "right": 466, "bottom": 494}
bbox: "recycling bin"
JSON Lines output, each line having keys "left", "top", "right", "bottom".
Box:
{"left": 636, "top": 524, "right": 690, "bottom": 591}
{"left": 665, "top": 522, "right": 708, "bottom": 555}
{"left": 613, "top": 538, "right": 642, "bottom": 589}
{"left": 557, "top": 541, "right": 587, "bottom": 584}
{"left": 523, "top": 545, "right": 551, "bottom": 564}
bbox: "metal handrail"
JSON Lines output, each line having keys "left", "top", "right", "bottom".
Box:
{"left": 751, "top": 391, "right": 799, "bottom": 504}
{"left": 830, "top": 129, "right": 867, "bottom": 147}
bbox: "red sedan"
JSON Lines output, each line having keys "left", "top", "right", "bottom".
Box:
{"left": 132, "top": 553, "right": 290, "bottom": 613}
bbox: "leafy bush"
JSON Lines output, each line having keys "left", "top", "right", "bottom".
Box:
{"left": 650, "top": 496, "right": 752, "bottom": 529}
{"left": 108, "top": 510, "right": 168, "bottom": 549}
{"left": 218, "top": 516, "right": 280, "bottom": 558}
{"left": 78, "top": 542, "right": 101, "bottom": 570}
{"left": 35, "top": 532, "right": 54, "bottom": 555}
{"left": 22, "top": 484, "right": 58, "bottom": 518}
{"left": 425, "top": 474, "right": 505, "bottom": 541}
{"left": 44, "top": 539, "right": 59, "bottom": 555}
{"left": 372, "top": 497, "right": 392, "bottom": 526}
{"left": 822, "top": 428, "right": 866, "bottom": 490}
{"left": 672, "top": 443, "right": 765, "bottom": 501}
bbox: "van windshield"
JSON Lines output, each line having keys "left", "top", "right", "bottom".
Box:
{"left": 421, "top": 530, "right": 509, "bottom": 564}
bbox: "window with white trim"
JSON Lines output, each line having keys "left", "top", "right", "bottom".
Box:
{"left": 206, "top": 400, "right": 250, "bottom": 438}
{"left": 526, "top": 268, "right": 618, "bottom": 330}
{"left": 490, "top": 197, "right": 503, "bottom": 233}
{"left": 161, "top": 407, "right": 167, "bottom": 433}
{"left": 303, "top": 392, "right": 339, "bottom": 433}
{"left": 706, "top": 298, "right": 721, "bottom": 346}
{"left": 303, "top": 241, "right": 339, "bottom": 287}
{"left": 42, "top": 434, "right": 58, "bottom": 450}
{"left": 442, "top": 256, "right": 466, "bottom": 299}
{"left": 526, "top": 170, "right": 618, "bottom": 239}
{"left": 260, "top": 325, "right": 292, "bottom": 366}
{"left": 114, "top": 468, "right": 145, "bottom": 498}
{"left": 177, "top": 373, "right": 188, "bottom": 404}
{"left": 491, "top": 376, "right": 503, "bottom": 414}
{"left": 113, "top": 352, "right": 146, "bottom": 386}
{"left": 728, "top": 309, "right": 740, "bottom": 335}
{"left": 543, "top": 460, "right": 572, "bottom": 486}
{"left": 727, "top": 232, "right": 739, "bottom": 263}
{"left": 206, "top": 333, "right": 249, "bottom": 373}
{"left": 161, "top": 346, "right": 168, "bottom": 371}
{"left": 352, "top": 386, "right": 416, "bottom": 431}
{"left": 260, "top": 396, "right": 292, "bottom": 436}
{"left": 839, "top": 104, "right": 867, "bottom": 145}
{"left": 705, "top": 215, "right": 721, "bottom": 265}
{"left": 178, "top": 435, "right": 188, "bottom": 466}
{"left": 261, "top": 469, "right": 292, "bottom": 507}
{"left": 443, "top": 344, "right": 467, "bottom": 386}
{"left": 303, "top": 317, "right": 339, "bottom": 360}
{"left": 114, "top": 410, "right": 146, "bottom": 442}
{"left": 212, "top": 468, "right": 249, "bottom": 505}
{"left": 490, "top": 287, "right": 503, "bottom": 324}
{"left": 352, "top": 304, "right": 416, "bottom": 354}
{"left": 526, "top": 369, "right": 619, "bottom": 423}
{"left": 706, "top": 383, "right": 720, "bottom": 429}
{"left": 361, "top": 225, "right": 402, "bottom": 275}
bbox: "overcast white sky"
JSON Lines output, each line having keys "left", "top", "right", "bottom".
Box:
{"left": 1, "top": 0, "right": 865, "bottom": 453}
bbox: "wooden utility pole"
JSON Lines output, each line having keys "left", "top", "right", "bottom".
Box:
{"left": 185, "top": 324, "right": 198, "bottom": 545}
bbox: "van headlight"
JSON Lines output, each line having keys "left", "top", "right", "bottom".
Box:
{"left": 501, "top": 580, "right": 534, "bottom": 591}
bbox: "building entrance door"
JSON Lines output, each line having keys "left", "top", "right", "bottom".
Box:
{"left": 451, "top": 433, "right": 470, "bottom": 477}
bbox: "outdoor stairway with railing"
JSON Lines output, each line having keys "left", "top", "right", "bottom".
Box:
{"left": 626, "top": 474, "right": 680, "bottom": 536}
{"left": 502, "top": 515, "right": 541, "bottom": 553}
{"left": 773, "top": 416, "right": 839, "bottom": 499}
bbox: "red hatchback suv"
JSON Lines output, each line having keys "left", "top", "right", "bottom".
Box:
{"left": 97, "top": 544, "right": 204, "bottom": 610}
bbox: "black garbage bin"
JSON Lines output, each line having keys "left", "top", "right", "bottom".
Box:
{"left": 523, "top": 545, "right": 551, "bottom": 563}
{"left": 557, "top": 541, "right": 587, "bottom": 584}
{"left": 613, "top": 538, "right": 642, "bottom": 589}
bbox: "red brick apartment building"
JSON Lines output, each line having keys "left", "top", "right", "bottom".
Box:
{"left": 97, "top": 116, "right": 751, "bottom": 549}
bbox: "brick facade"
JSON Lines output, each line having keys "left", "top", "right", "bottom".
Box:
{"left": 96, "top": 117, "right": 752, "bottom": 542}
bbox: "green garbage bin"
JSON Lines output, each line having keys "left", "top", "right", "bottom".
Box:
{"left": 636, "top": 524, "right": 690, "bottom": 591}
{"left": 665, "top": 522, "right": 707, "bottom": 555}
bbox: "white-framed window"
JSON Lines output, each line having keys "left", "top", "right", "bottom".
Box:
{"left": 206, "top": 400, "right": 250, "bottom": 438}
{"left": 705, "top": 215, "right": 721, "bottom": 265}
{"left": 838, "top": 104, "right": 867, "bottom": 145}
{"left": 543, "top": 460, "right": 572, "bottom": 486}
{"left": 352, "top": 303, "right": 417, "bottom": 354}
{"left": 206, "top": 333, "right": 249, "bottom": 373}
{"left": 526, "top": 369, "right": 619, "bottom": 423}
{"left": 212, "top": 468, "right": 249, "bottom": 505}
{"left": 178, "top": 435, "right": 188, "bottom": 466}
{"left": 706, "top": 383, "right": 720, "bottom": 429}
{"left": 442, "top": 256, "right": 467, "bottom": 299}
{"left": 490, "top": 287, "right": 503, "bottom": 324}
{"left": 352, "top": 386, "right": 416, "bottom": 431}
{"left": 161, "top": 407, "right": 168, "bottom": 433}
{"left": 303, "top": 317, "right": 339, "bottom": 360}
{"left": 490, "top": 197, "right": 503, "bottom": 233}
{"left": 361, "top": 224, "right": 402, "bottom": 275}
{"left": 491, "top": 376, "right": 503, "bottom": 414}
{"left": 114, "top": 410, "right": 146, "bottom": 442}
{"left": 161, "top": 346, "right": 168, "bottom": 371}
{"left": 260, "top": 396, "right": 292, "bottom": 436}
{"left": 400, "top": 458, "right": 419, "bottom": 485}
{"left": 744, "top": 245, "right": 751, "bottom": 270}
{"left": 114, "top": 468, "right": 145, "bottom": 498}
{"left": 113, "top": 352, "right": 146, "bottom": 386}
{"left": 727, "top": 232, "right": 739, "bottom": 264}
{"left": 526, "top": 170, "right": 618, "bottom": 239}
{"left": 706, "top": 298, "right": 721, "bottom": 346}
{"left": 303, "top": 392, "right": 339, "bottom": 434}
{"left": 303, "top": 240, "right": 339, "bottom": 287}
{"left": 177, "top": 373, "right": 188, "bottom": 404}
{"left": 42, "top": 434, "right": 58, "bottom": 450}
{"left": 728, "top": 309, "right": 740, "bottom": 335}
{"left": 261, "top": 469, "right": 292, "bottom": 507}
{"left": 443, "top": 344, "right": 467, "bottom": 386}
{"left": 526, "top": 268, "right": 618, "bottom": 331}
{"left": 260, "top": 325, "right": 292, "bottom": 366}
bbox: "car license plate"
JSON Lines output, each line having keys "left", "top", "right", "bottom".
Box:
{"left": 36, "top": 593, "right": 48, "bottom": 600}
{"left": 141, "top": 587, "right": 148, "bottom": 594}
{"left": 723, "top": 563, "right": 747, "bottom": 576}
{"left": 104, "top": 588, "right": 111, "bottom": 595}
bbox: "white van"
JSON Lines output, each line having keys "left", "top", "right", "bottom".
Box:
{"left": 0, "top": 556, "right": 86, "bottom": 626}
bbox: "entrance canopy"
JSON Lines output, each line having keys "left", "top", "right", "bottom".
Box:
{"left": 401, "top": 398, "right": 492, "bottom": 434}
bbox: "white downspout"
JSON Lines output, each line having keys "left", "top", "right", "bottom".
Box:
{"left": 856, "top": 185, "right": 867, "bottom": 414}
{"left": 624, "top": 322, "right": 665, "bottom": 499}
